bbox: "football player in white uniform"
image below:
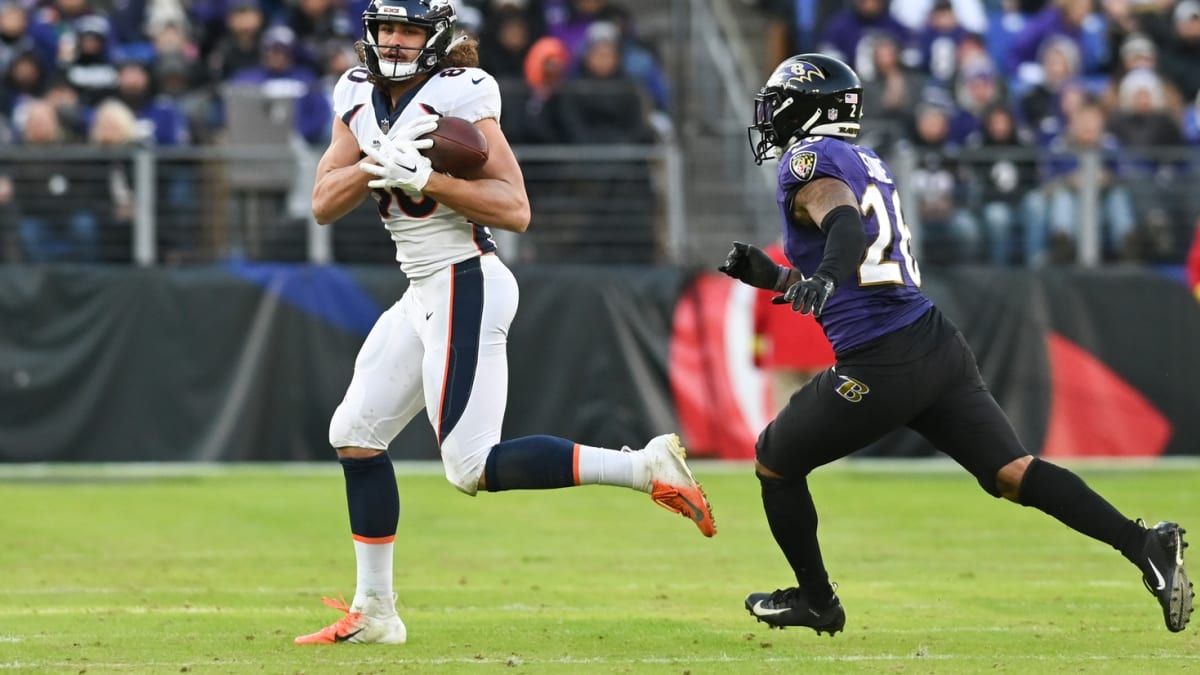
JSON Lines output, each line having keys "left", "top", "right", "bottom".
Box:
{"left": 294, "top": 0, "right": 717, "bottom": 646}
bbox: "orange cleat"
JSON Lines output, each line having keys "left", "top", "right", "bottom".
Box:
{"left": 643, "top": 434, "right": 717, "bottom": 537}
{"left": 294, "top": 594, "right": 407, "bottom": 645}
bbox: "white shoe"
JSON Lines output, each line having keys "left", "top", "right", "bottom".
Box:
{"left": 294, "top": 594, "right": 407, "bottom": 644}
{"left": 641, "top": 433, "right": 717, "bottom": 537}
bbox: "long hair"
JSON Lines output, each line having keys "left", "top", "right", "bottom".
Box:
{"left": 354, "top": 37, "right": 480, "bottom": 86}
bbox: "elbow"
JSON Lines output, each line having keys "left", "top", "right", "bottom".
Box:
{"left": 311, "top": 191, "right": 330, "bottom": 225}
{"left": 311, "top": 205, "right": 333, "bottom": 226}
{"left": 311, "top": 192, "right": 341, "bottom": 225}
{"left": 496, "top": 198, "right": 530, "bottom": 233}
{"left": 511, "top": 204, "right": 531, "bottom": 233}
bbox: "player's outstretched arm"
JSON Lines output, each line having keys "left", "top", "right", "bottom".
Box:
{"left": 312, "top": 118, "right": 375, "bottom": 225}
{"left": 718, "top": 241, "right": 791, "bottom": 291}
{"left": 419, "top": 118, "right": 530, "bottom": 232}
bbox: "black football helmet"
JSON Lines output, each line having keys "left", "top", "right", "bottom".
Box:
{"left": 361, "top": 0, "right": 456, "bottom": 82}
{"left": 748, "top": 53, "right": 864, "bottom": 164}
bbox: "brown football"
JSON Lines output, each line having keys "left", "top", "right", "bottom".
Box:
{"left": 419, "top": 116, "right": 489, "bottom": 175}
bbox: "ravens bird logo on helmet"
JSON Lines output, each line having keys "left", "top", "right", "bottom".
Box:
{"left": 749, "top": 53, "right": 864, "bottom": 164}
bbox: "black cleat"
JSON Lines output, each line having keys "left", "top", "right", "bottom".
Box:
{"left": 1139, "top": 521, "right": 1194, "bottom": 632}
{"left": 744, "top": 587, "right": 846, "bottom": 635}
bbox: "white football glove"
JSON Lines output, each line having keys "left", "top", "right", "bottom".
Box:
{"left": 360, "top": 137, "right": 434, "bottom": 192}
{"left": 392, "top": 113, "right": 440, "bottom": 141}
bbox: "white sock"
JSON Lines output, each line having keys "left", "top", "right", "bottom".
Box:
{"left": 575, "top": 445, "right": 651, "bottom": 492}
{"left": 352, "top": 539, "right": 395, "bottom": 616}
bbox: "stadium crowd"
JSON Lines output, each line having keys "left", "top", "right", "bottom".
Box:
{"left": 0, "top": 0, "right": 669, "bottom": 262}
{"left": 0, "top": 0, "right": 1198, "bottom": 268}
{"left": 0, "top": 0, "right": 668, "bottom": 146}
{"left": 755, "top": 0, "right": 1200, "bottom": 266}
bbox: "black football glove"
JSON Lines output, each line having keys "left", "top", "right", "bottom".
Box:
{"left": 772, "top": 273, "right": 836, "bottom": 317}
{"left": 718, "top": 241, "right": 785, "bottom": 291}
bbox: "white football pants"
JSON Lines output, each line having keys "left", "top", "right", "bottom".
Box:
{"left": 329, "top": 254, "right": 518, "bottom": 494}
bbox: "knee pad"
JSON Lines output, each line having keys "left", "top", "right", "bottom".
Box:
{"left": 444, "top": 464, "right": 482, "bottom": 496}
{"left": 329, "top": 403, "right": 388, "bottom": 451}
{"left": 328, "top": 403, "right": 357, "bottom": 449}
{"left": 440, "top": 441, "right": 490, "bottom": 496}
{"left": 755, "top": 428, "right": 804, "bottom": 480}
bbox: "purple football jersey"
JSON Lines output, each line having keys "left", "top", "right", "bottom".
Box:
{"left": 776, "top": 136, "right": 931, "bottom": 353}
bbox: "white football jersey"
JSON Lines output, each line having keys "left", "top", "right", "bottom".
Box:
{"left": 332, "top": 65, "right": 501, "bottom": 278}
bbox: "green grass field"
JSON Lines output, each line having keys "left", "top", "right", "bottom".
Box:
{"left": 1, "top": 461, "right": 1198, "bottom": 673}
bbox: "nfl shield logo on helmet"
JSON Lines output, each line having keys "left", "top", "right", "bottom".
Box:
{"left": 789, "top": 150, "right": 817, "bottom": 181}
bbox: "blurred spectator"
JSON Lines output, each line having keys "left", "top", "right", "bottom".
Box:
{"left": 1007, "top": 0, "right": 1109, "bottom": 90}
{"left": 915, "top": 0, "right": 982, "bottom": 84}
{"left": 286, "top": 0, "right": 354, "bottom": 73}
{"left": 558, "top": 21, "right": 652, "bottom": 143}
{"left": 984, "top": 0, "right": 1031, "bottom": 79}
{"left": 317, "top": 38, "right": 357, "bottom": 98}
{"left": 904, "top": 102, "right": 981, "bottom": 264}
{"left": 63, "top": 15, "right": 120, "bottom": 106}
{"left": 41, "top": 76, "right": 90, "bottom": 141}
{"left": 551, "top": 20, "right": 657, "bottom": 262}
{"left": 88, "top": 98, "right": 141, "bottom": 261}
{"left": 950, "top": 55, "right": 1006, "bottom": 144}
{"left": 500, "top": 34, "right": 572, "bottom": 144}
{"left": 763, "top": 0, "right": 843, "bottom": 68}
{"left": 226, "top": 24, "right": 330, "bottom": 145}
{"left": 155, "top": 53, "right": 221, "bottom": 144}
{"left": 1159, "top": 0, "right": 1200, "bottom": 101}
{"left": 1109, "top": 68, "right": 1185, "bottom": 147}
{"left": 817, "top": 0, "right": 913, "bottom": 80}
{"left": 9, "top": 100, "right": 105, "bottom": 262}
{"left": 1, "top": 50, "right": 49, "bottom": 139}
{"left": 114, "top": 58, "right": 190, "bottom": 145}
{"left": 1107, "top": 68, "right": 1187, "bottom": 260}
{"left": 545, "top": 0, "right": 610, "bottom": 56}
{"left": 1018, "top": 34, "right": 1083, "bottom": 140}
{"left": 208, "top": 0, "right": 267, "bottom": 82}
{"left": 148, "top": 14, "right": 201, "bottom": 67}
{"left": 596, "top": 2, "right": 669, "bottom": 114}
{"left": 33, "top": 0, "right": 96, "bottom": 58}
{"left": 1098, "top": 0, "right": 1156, "bottom": 75}
{"left": 962, "top": 103, "right": 1044, "bottom": 264}
{"left": 1101, "top": 32, "right": 1184, "bottom": 113}
{"left": 478, "top": 0, "right": 547, "bottom": 39}
{"left": 1032, "top": 99, "right": 1137, "bottom": 263}
{"left": 0, "top": 0, "right": 56, "bottom": 75}
{"left": 894, "top": 0, "right": 988, "bottom": 36}
{"left": 478, "top": 4, "right": 537, "bottom": 80}
{"left": 753, "top": 241, "right": 835, "bottom": 413}
{"left": 858, "top": 32, "right": 927, "bottom": 153}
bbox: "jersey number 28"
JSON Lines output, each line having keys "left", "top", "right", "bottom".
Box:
{"left": 858, "top": 183, "right": 921, "bottom": 287}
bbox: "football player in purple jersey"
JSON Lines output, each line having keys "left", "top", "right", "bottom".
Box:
{"left": 719, "top": 53, "right": 1192, "bottom": 635}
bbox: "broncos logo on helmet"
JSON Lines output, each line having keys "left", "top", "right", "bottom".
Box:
{"left": 360, "top": 0, "right": 458, "bottom": 82}
{"left": 749, "top": 53, "right": 863, "bottom": 165}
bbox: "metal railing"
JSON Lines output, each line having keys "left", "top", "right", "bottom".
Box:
{"left": 1, "top": 143, "right": 1195, "bottom": 267}
{"left": 0, "top": 142, "right": 684, "bottom": 266}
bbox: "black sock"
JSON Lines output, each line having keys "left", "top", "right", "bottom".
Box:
{"left": 1018, "top": 458, "right": 1145, "bottom": 564}
{"left": 340, "top": 452, "right": 399, "bottom": 538}
{"left": 759, "top": 471, "right": 835, "bottom": 606}
{"left": 484, "top": 435, "right": 576, "bottom": 491}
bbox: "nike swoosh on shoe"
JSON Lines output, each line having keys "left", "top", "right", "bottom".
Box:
{"left": 1148, "top": 559, "right": 1167, "bottom": 591}
{"left": 751, "top": 601, "right": 790, "bottom": 617}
